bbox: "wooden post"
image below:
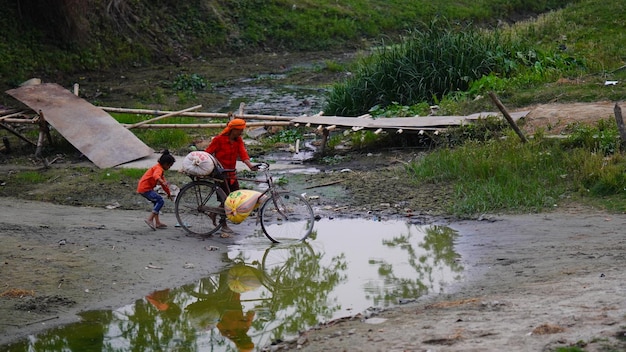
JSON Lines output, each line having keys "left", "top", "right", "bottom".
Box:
{"left": 37, "top": 110, "right": 53, "bottom": 145}
{"left": 614, "top": 103, "right": 626, "bottom": 149}
{"left": 488, "top": 92, "right": 528, "bottom": 143}
{"left": 320, "top": 128, "right": 330, "bottom": 156}
{"left": 35, "top": 110, "right": 52, "bottom": 159}
{"left": 237, "top": 102, "right": 245, "bottom": 118}
{"left": 0, "top": 136, "right": 10, "bottom": 153}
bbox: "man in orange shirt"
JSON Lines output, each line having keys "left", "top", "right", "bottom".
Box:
{"left": 205, "top": 119, "right": 258, "bottom": 234}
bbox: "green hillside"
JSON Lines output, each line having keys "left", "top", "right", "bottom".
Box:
{"left": 0, "top": 0, "right": 575, "bottom": 87}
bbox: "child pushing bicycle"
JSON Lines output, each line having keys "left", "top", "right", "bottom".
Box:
{"left": 137, "top": 150, "right": 176, "bottom": 231}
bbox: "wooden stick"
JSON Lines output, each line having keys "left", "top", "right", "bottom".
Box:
{"left": 126, "top": 105, "right": 202, "bottom": 129}
{"left": 0, "top": 122, "right": 37, "bottom": 146}
{"left": 0, "top": 110, "right": 31, "bottom": 121}
{"left": 0, "top": 117, "right": 37, "bottom": 124}
{"left": 304, "top": 180, "right": 343, "bottom": 189}
{"left": 238, "top": 102, "right": 245, "bottom": 117}
{"left": 22, "top": 316, "right": 59, "bottom": 327}
{"left": 99, "top": 107, "right": 296, "bottom": 121}
{"left": 121, "top": 121, "right": 291, "bottom": 129}
{"left": 488, "top": 92, "right": 528, "bottom": 143}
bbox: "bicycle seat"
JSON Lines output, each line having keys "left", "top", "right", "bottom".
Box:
{"left": 214, "top": 165, "right": 237, "bottom": 176}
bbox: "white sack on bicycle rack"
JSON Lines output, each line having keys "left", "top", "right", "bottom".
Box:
{"left": 182, "top": 151, "right": 217, "bottom": 176}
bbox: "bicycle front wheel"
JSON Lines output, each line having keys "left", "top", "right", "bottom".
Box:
{"left": 175, "top": 181, "right": 223, "bottom": 236}
{"left": 260, "top": 191, "right": 314, "bottom": 243}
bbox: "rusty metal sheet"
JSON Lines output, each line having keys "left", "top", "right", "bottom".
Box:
{"left": 6, "top": 83, "right": 153, "bottom": 168}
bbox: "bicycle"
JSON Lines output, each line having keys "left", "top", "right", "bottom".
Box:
{"left": 174, "top": 161, "right": 315, "bottom": 243}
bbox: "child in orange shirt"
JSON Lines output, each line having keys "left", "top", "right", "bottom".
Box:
{"left": 137, "top": 150, "right": 176, "bottom": 230}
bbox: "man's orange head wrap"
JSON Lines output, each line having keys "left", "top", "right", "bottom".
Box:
{"left": 220, "top": 118, "right": 246, "bottom": 135}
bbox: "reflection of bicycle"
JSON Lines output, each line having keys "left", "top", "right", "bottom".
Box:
{"left": 174, "top": 161, "right": 315, "bottom": 242}
{"left": 180, "top": 241, "right": 331, "bottom": 350}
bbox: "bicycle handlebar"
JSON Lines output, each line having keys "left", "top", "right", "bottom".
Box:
{"left": 254, "top": 162, "right": 270, "bottom": 171}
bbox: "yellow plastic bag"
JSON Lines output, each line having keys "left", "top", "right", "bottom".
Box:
{"left": 224, "top": 190, "right": 265, "bottom": 224}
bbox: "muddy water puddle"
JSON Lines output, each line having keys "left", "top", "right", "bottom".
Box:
{"left": 2, "top": 218, "right": 464, "bottom": 351}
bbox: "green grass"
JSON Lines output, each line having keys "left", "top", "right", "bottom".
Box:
{"left": 406, "top": 124, "right": 626, "bottom": 217}
{"left": 0, "top": 0, "right": 577, "bottom": 88}
{"left": 109, "top": 113, "right": 207, "bottom": 151}
{"left": 12, "top": 171, "right": 48, "bottom": 183}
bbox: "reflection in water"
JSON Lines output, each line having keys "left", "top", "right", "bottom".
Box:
{"left": 371, "top": 225, "right": 462, "bottom": 305}
{"left": 2, "top": 219, "right": 463, "bottom": 351}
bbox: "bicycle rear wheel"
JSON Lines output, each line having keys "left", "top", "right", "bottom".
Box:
{"left": 259, "top": 191, "right": 314, "bottom": 243}
{"left": 175, "top": 181, "right": 223, "bottom": 236}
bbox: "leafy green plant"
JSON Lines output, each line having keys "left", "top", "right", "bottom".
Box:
{"left": 442, "top": 115, "right": 510, "bottom": 147}
{"left": 172, "top": 73, "right": 210, "bottom": 93}
{"left": 324, "top": 20, "right": 537, "bottom": 116}
{"left": 562, "top": 119, "right": 621, "bottom": 155}
{"left": 369, "top": 102, "right": 431, "bottom": 118}
{"left": 350, "top": 130, "right": 382, "bottom": 149}
{"left": 320, "top": 155, "right": 348, "bottom": 165}
{"left": 325, "top": 134, "right": 345, "bottom": 151}
{"left": 267, "top": 128, "right": 305, "bottom": 143}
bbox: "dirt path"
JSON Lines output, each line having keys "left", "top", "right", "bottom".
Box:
{"left": 0, "top": 196, "right": 254, "bottom": 346}
{"left": 1, "top": 197, "right": 625, "bottom": 351}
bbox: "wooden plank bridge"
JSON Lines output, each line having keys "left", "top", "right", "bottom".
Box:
{"left": 2, "top": 82, "right": 529, "bottom": 168}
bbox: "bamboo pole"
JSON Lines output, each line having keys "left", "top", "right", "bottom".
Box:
{"left": 120, "top": 121, "right": 292, "bottom": 129}
{"left": 0, "top": 122, "right": 37, "bottom": 146}
{"left": 99, "top": 106, "right": 296, "bottom": 121}
{"left": 0, "top": 110, "right": 31, "bottom": 121}
{"left": 488, "top": 92, "right": 528, "bottom": 143}
{"left": 0, "top": 118, "right": 37, "bottom": 124}
{"left": 126, "top": 105, "right": 202, "bottom": 129}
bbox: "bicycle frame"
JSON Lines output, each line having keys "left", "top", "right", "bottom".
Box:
{"left": 235, "top": 163, "right": 287, "bottom": 223}
{"left": 176, "top": 161, "right": 314, "bottom": 241}
{"left": 184, "top": 162, "right": 282, "bottom": 219}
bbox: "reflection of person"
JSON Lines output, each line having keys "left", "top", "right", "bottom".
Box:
{"left": 146, "top": 288, "right": 172, "bottom": 311}
{"left": 216, "top": 292, "right": 256, "bottom": 352}
{"left": 185, "top": 266, "right": 259, "bottom": 351}
{"left": 205, "top": 118, "right": 258, "bottom": 234}
{"left": 137, "top": 150, "right": 175, "bottom": 231}
{"left": 145, "top": 288, "right": 181, "bottom": 319}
